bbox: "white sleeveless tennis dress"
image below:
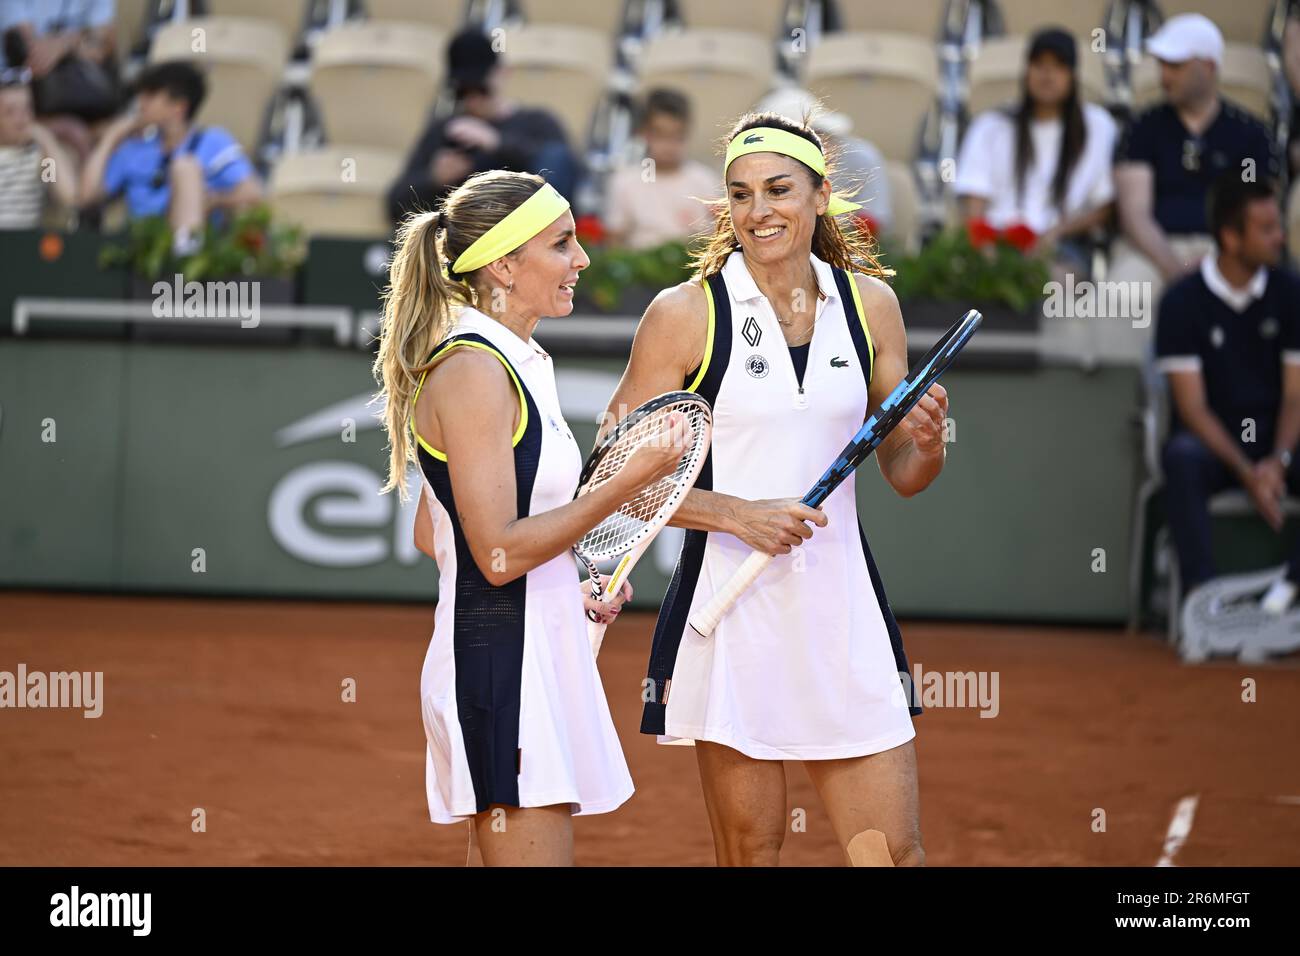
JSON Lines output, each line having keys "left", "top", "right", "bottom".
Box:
{"left": 641, "top": 250, "right": 922, "bottom": 760}
{"left": 412, "top": 306, "right": 633, "bottom": 823}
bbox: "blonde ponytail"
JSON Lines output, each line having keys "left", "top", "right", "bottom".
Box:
{"left": 372, "top": 169, "right": 548, "bottom": 501}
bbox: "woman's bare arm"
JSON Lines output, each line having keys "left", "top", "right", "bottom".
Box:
{"left": 419, "top": 349, "right": 686, "bottom": 586}
{"left": 857, "top": 274, "right": 948, "bottom": 498}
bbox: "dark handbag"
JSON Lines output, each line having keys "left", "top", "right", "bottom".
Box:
{"left": 33, "top": 55, "right": 119, "bottom": 120}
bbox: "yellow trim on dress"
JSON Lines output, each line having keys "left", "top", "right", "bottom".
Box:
{"left": 685, "top": 279, "right": 716, "bottom": 394}
{"left": 844, "top": 270, "right": 875, "bottom": 385}
{"left": 409, "top": 340, "right": 528, "bottom": 462}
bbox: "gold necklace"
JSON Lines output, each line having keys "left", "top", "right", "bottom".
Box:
{"left": 775, "top": 286, "right": 825, "bottom": 327}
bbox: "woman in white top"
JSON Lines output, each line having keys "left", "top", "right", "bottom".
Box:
{"left": 602, "top": 111, "right": 950, "bottom": 866}
{"left": 956, "top": 27, "right": 1117, "bottom": 271}
{"left": 373, "top": 170, "right": 689, "bottom": 865}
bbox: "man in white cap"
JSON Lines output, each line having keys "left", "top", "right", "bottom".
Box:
{"left": 756, "top": 87, "right": 894, "bottom": 238}
{"left": 1110, "top": 13, "right": 1279, "bottom": 358}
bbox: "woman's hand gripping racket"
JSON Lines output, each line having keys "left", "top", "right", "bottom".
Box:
{"left": 689, "top": 309, "right": 982, "bottom": 638}
{"left": 575, "top": 391, "right": 713, "bottom": 657}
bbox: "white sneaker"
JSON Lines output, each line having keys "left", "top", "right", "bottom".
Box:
{"left": 1261, "top": 578, "right": 1298, "bottom": 616}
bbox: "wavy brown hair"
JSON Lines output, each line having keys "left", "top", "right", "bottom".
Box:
{"left": 372, "top": 169, "right": 547, "bottom": 501}
{"left": 689, "top": 109, "right": 891, "bottom": 280}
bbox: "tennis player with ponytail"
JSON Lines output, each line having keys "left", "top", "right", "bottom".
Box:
{"left": 373, "top": 170, "right": 690, "bottom": 865}
{"left": 603, "top": 111, "right": 949, "bottom": 867}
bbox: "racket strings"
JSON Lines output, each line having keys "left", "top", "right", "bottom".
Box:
{"left": 577, "top": 401, "right": 710, "bottom": 559}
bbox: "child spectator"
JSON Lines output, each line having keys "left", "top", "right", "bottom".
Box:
{"left": 604, "top": 87, "right": 718, "bottom": 250}
{"left": 0, "top": 67, "right": 76, "bottom": 228}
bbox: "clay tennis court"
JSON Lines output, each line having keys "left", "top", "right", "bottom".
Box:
{"left": 2, "top": 591, "right": 1297, "bottom": 866}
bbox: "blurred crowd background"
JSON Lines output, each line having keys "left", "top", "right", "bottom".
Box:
{"left": 0, "top": 0, "right": 1296, "bottom": 276}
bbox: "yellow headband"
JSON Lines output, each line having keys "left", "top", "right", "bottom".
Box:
{"left": 724, "top": 126, "right": 861, "bottom": 217}
{"left": 451, "top": 182, "right": 571, "bottom": 275}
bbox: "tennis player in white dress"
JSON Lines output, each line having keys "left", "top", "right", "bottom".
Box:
{"left": 602, "top": 113, "right": 951, "bottom": 866}
{"left": 375, "top": 170, "right": 688, "bottom": 865}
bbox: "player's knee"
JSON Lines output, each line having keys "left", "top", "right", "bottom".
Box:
{"left": 723, "top": 823, "right": 785, "bottom": 864}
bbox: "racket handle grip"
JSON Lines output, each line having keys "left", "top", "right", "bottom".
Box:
{"left": 588, "top": 617, "right": 608, "bottom": 658}
{"left": 689, "top": 550, "right": 774, "bottom": 638}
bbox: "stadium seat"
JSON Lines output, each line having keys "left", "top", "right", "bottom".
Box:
{"left": 637, "top": 29, "right": 776, "bottom": 165}
{"left": 114, "top": 0, "right": 149, "bottom": 56}
{"left": 518, "top": 0, "right": 628, "bottom": 35}
{"left": 309, "top": 22, "right": 444, "bottom": 153}
{"left": 673, "top": 0, "right": 789, "bottom": 35}
{"left": 1131, "top": 45, "right": 1273, "bottom": 120}
{"left": 967, "top": 35, "right": 1110, "bottom": 114}
{"left": 269, "top": 145, "right": 404, "bottom": 239}
{"left": 206, "top": 0, "right": 308, "bottom": 50}
{"left": 804, "top": 32, "right": 940, "bottom": 164}
{"left": 150, "top": 17, "right": 289, "bottom": 154}
{"left": 498, "top": 25, "right": 613, "bottom": 149}
{"left": 988, "top": 0, "right": 1112, "bottom": 43}
{"left": 364, "top": 0, "right": 467, "bottom": 31}
{"left": 828, "top": 0, "right": 949, "bottom": 39}
{"left": 1153, "top": 0, "right": 1279, "bottom": 45}
{"left": 883, "top": 160, "right": 921, "bottom": 254}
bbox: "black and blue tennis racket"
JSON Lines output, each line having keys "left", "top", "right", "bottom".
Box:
{"left": 689, "top": 308, "right": 982, "bottom": 637}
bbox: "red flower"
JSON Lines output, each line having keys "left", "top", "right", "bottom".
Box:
{"left": 1001, "top": 223, "right": 1038, "bottom": 253}
{"left": 966, "top": 218, "right": 998, "bottom": 249}
{"left": 574, "top": 214, "right": 606, "bottom": 245}
{"left": 237, "top": 228, "right": 265, "bottom": 254}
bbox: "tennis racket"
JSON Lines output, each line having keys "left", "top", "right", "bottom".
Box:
{"left": 574, "top": 391, "right": 713, "bottom": 657}
{"left": 689, "top": 308, "right": 982, "bottom": 638}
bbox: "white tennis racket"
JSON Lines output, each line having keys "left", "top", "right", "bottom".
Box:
{"left": 574, "top": 391, "right": 713, "bottom": 657}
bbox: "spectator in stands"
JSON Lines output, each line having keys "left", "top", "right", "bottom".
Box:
{"left": 79, "top": 61, "right": 262, "bottom": 253}
{"left": 756, "top": 87, "right": 893, "bottom": 238}
{"left": 1156, "top": 175, "right": 1300, "bottom": 614}
{"left": 1113, "top": 15, "right": 1278, "bottom": 308}
{"left": 387, "top": 27, "right": 579, "bottom": 223}
{"left": 955, "top": 28, "right": 1116, "bottom": 278}
{"left": 1, "top": 0, "right": 120, "bottom": 161}
{"left": 0, "top": 66, "right": 76, "bottom": 228}
{"left": 604, "top": 88, "right": 718, "bottom": 250}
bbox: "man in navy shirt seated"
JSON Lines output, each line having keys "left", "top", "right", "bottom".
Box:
{"left": 1112, "top": 15, "right": 1279, "bottom": 360}
{"left": 79, "top": 61, "right": 262, "bottom": 253}
{"left": 1156, "top": 175, "right": 1300, "bottom": 614}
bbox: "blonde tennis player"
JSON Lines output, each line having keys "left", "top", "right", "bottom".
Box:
{"left": 375, "top": 170, "right": 689, "bottom": 866}
{"left": 602, "top": 111, "right": 948, "bottom": 866}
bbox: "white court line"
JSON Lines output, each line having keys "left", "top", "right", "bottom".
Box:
{"left": 1275, "top": 796, "right": 1300, "bottom": 805}
{"left": 1155, "top": 795, "right": 1199, "bottom": 867}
